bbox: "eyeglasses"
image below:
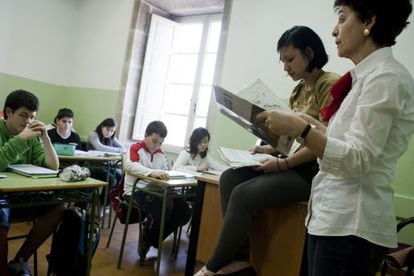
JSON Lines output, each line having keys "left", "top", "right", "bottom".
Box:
{"left": 14, "top": 111, "right": 36, "bottom": 121}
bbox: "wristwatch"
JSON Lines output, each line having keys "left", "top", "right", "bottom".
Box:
{"left": 296, "top": 124, "right": 312, "bottom": 144}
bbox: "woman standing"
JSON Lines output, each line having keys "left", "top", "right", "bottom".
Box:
{"left": 257, "top": 0, "right": 414, "bottom": 275}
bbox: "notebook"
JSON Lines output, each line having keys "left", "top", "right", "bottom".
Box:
{"left": 7, "top": 164, "right": 58, "bottom": 178}
{"left": 167, "top": 170, "right": 196, "bottom": 179}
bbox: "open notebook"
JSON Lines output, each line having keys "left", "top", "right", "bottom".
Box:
{"left": 167, "top": 170, "right": 196, "bottom": 179}
{"left": 7, "top": 164, "right": 59, "bottom": 178}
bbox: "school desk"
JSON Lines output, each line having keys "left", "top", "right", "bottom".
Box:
{"left": 0, "top": 172, "right": 107, "bottom": 276}
{"left": 119, "top": 173, "right": 197, "bottom": 276}
{"left": 58, "top": 153, "right": 123, "bottom": 228}
{"left": 184, "top": 174, "right": 308, "bottom": 276}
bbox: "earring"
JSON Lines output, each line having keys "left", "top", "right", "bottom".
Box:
{"left": 363, "top": 28, "right": 370, "bottom": 37}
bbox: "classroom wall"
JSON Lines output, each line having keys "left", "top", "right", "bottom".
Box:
{"left": 0, "top": 0, "right": 134, "bottom": 138}
{"left": 209, "top": 0, "right": 414, "bottom": 241}
{"left": 2, "top": 0, "right": 414, "bottom": 231}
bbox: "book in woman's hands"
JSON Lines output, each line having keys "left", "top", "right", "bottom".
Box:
{"left": 214, "top": 81, "right": 295, "bottom": 155}
{"left": 218, "top": 147, "right": 274, "bottom": 168}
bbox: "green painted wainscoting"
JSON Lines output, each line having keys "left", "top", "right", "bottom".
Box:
{"left": 0, "top": 73, "right": 119, "bottom": 139}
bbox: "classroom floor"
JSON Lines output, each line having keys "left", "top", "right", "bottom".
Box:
{"left": 8, "top": 216, "right": 201, "bottom": 276}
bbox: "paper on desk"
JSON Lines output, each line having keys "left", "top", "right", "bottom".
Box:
{"left": 74, "top": 150, "right": 121, "bottom": 157}
{"left": 167, "top": 170, "right": 196, "bottom": 179}
{"left": 218, "top": 147, "right": 274, "bottom": 168}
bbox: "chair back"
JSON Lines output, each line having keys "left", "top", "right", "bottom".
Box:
{"left": 108, "top": 176, "right": 142, "bottom": 224}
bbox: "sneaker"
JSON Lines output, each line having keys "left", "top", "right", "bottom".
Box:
{"left": 8, "top": 257, "right": 32, "bottom": 276}
{"left": 194, "top": 266, "right": 216, "bottom": 276}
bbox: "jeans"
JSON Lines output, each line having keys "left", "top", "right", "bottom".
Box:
{"left": 307, "top": 234, "right": 388, "bottom": 276}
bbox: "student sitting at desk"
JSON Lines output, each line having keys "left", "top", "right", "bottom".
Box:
{"left": 195, "top": 26, "right": 340, "bottom": 275}
{"left": 47, "top": 108, "right": 82, "bottom": 149}
{"left": 88, "top": 118, "right": 123, "bottom": 202}
{"left": 173, "top": 127, "right": 228, "bottom": 174}
{"left": 87, "top": 118, "right": 124, "bottom": 153}
{"left": 125, "top": 120, "right": 191, "bottom": 259}
{"left": 0, "top": 90, "right": 64, "bottom": 276}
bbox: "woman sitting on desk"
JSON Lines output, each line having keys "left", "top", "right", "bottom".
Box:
{"left": 195, "top": 26, "right": 340, "bottom": 276}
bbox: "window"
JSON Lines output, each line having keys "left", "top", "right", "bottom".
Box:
{"left": 132, "top": 14, "right": 222, "bottom": 151}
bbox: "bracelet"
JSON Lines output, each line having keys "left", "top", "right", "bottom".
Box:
{"left": 284, "top": 158, "right": 290, "bottom": 170}
{"left": 275, "top": 158, "right": 280, "bottom": 171}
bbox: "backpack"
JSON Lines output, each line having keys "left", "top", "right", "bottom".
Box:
{"left": 47, "top": 207, "right": 100, "bottom": 276}
{"left": 109, "top": 179, "right": 143, "bottom": 224}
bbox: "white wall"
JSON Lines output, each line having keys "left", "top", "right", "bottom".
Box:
{"left": 69, "top": 0, "right": 134, "bottom": 89}
{"left": 220, "top": 0, "right": 413, "bottom": 97}
{"left": 0, "top": 0, "right": 76, "bottom": 85}
{"left": 210, "top": 0, "right": 414, "bottom": 153}
{"left": 0, "top": 0, "right": 134, "bottom": 90}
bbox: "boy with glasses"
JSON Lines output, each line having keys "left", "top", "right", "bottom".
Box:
{"left": 0, "top": 90, "right": 64, "bottom": 276}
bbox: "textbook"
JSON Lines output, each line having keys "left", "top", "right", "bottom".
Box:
{"left": 7, "top": 164, "right": 58, "bottom": 178}
{"left": 214, "top": 80, "right": 295, "bottom": 155}
{"left": 218, "top": 147, "right": 274, "bottom": 168}
{"left": 167, "top": 170, "right": 196, "bottom": 179}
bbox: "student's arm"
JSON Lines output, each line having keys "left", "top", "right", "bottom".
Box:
{"left": 205, "top": 153, "right": 229, "bottom": 172}
{"left": 111, "top": 137, "right": 125, "bottom": 152}
{"left": 73, "top": 132, "right": 83, "bottom": 150}
{"left": 172, "top": 150, "right": 197, "bottom": 172}
{"left": 0, "top": 136, "right": 29, "bottom": 171}
{"left": 30, "top": 121, "right": 59, "bottom": 170}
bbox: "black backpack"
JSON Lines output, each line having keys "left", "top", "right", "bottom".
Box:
{"left": 47, "top": 207, "right": 100, "bottom": 276}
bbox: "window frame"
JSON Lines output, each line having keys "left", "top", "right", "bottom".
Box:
{"left": 132, "top": 13, "right": 223, "bottom": 153}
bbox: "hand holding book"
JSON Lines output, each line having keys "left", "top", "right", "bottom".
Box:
{"left": 256, "top": 109, "right": 305, "bottom": 139}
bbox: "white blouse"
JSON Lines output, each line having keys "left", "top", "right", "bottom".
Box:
{"left": 173, "top": 150, "right": 228, "bottom": 173}
{"left": 307, "top": 47, "right": 414, "bottom": 248}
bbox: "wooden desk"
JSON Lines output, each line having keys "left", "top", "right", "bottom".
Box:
{"left": 194, "top": 174, "right": 222, "bottom": 262}
{"left": 185, "top": 174, "right": 307, "bottom": 276}
{"left": 0, "top": 172, "right": 107, "bottom": 276}
{"left": 0, "top": 172, "right": 106, "bottom": 193}
{"left": 250, "top": 203, "right": 307, "bottom": 276}
{"left": 122, "top": 173, "right": 197, "bottom": 275}
{"left": 185, "top": 174, "right": 221, "bottom": 275}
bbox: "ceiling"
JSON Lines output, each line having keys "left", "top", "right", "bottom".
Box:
{"left": 144, "top": 0, "right": 225, "bottom": 17}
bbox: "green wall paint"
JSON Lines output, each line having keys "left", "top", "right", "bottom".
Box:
{"left": 0, "top": 73, "right": 118, "bottom": 140}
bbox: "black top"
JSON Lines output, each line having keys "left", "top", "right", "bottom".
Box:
{"left": 47, "top": 128, "right": 83, "bottom": 150}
